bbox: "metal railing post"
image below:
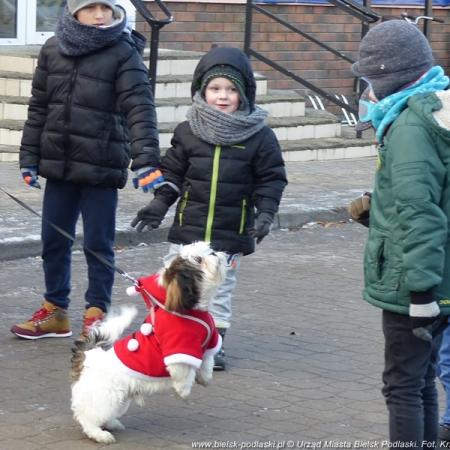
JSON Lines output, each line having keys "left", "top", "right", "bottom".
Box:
{"left": 148, "top": 24, "right": 162, "bottom": 97}
{"left": 423, "top": 0, "right": 432, "bottom": 38}
{"left": 129, "top": 0, "right": 174, "bottom": 92}
{"left": 361, "top": 0, "right": 371, "bottom": 38}
{"left": 244, "top": 0, "right": 253, "bottom": 56}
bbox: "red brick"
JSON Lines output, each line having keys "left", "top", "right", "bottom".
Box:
{"left": 138, "top": 1, "right": 450, "bottom": 95}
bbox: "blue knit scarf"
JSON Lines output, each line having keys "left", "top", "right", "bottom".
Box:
{"left": 363, "top": 66, "right": 449, "bottom": 142}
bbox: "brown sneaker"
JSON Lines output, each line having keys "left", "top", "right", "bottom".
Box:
{"left": 11, "top": 300, "right": 72, "bottom": 339}
{"left": 79, "top": 307, "right": 105, "bottom": 340}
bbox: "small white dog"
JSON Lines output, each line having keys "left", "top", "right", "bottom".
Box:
{"left": 70, "top": 242, "right": 227, "bottom": 444}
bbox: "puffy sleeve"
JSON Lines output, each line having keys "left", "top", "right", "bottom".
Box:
{"left": 116, "top": 46, "right": 160, "bottom": 171}
{"left": 20, "top": 44, "right": 49, "bottom": 168}
{"left": 252, "top": 127, "right": 288, "bottom": 214}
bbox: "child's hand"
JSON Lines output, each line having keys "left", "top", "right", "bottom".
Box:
{"left": 21, "top": 167, "right": 41, "bottom": 189}
{"left": 132, "top": 167, "right": 164, "bottom": 193}
{"left": 131, "top": 198, "right": 169, "bottom": 232}
{"left": 409, "top": 292, "right": 441, "bottom": 341}
{"left": 248, "top": 211, "right": 274, "bottom": 244}
{"left": 348, "top": 192, "right": 371, "bottom": 227}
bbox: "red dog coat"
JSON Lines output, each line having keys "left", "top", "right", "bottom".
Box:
{"left": 113, "top": 274, "right": 221, "bottom": 379}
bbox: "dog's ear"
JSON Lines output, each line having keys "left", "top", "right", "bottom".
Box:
{"left": 163, "top": 256, "right": 203, "bottom": 312}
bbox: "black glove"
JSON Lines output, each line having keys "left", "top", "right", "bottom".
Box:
{"left": 248, "top": 212, "right": 274, "bottom": 244}
{"left": 131, "top": 198, "right": 169, "bottom": 232}
{"left": 409, "top": 291, "right": 441, "bottom": 342}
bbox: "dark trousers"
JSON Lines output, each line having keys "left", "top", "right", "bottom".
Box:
{"left": 382, "top": 310, "right": 442, "bottom": 449}
{"left": 41, "top": 180, "right": 117, "bottom": 312}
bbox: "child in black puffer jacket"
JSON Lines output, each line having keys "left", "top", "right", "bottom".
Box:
{"left": 12, "top": 0, "right": 162, "bottom": 341}
{"left": 132, "top": 46, "right": 287, "bottom": 370}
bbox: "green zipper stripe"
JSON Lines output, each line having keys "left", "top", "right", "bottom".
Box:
{"left": 178, "top": 191, "right": 189, "bottom": 226}
{"left": 239, "top": 198, "right": 247, "bottom": 234}
{"left": 205, "top": 145, "right": 221, "bottom": 242}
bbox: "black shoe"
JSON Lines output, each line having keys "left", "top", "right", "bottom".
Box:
{"left": 439, "top": 423, "right": 450, "bottom": 441}
{"left": 214, "top": 348, "right": 226, "bottom": 371}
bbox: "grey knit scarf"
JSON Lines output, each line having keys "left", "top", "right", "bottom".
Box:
{"left": 55, "top": 6, "right": 127, "bottom": 56}
{"left": 188, "top": 92, "right": 268, "bottom": 146}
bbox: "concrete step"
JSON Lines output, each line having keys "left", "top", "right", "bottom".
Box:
{"left": 0, "top": 71, "right": 268, "bottom": 99}
{"left": 143, "top": 48, "right": 203, "bottom": 77}
{"left": 0, "top": 48, "right": 270, "bottom": 97}
{"left": 0, "top": 109, "right": 339, "bottom": 149}
{"left": 0, "top": 47, "right": 203, "bottom": 78}
{"left": 0, "top": 144, "right": 19, "bottom": 162}
{"left": 0, "top": 72, "right": 33, "bottom": 98}
{"left": 279, "top": 137, "right": 376, "bottom": 162}
{"left": 0, "top": 136, "right": 375, "bottom": 164}
{"left": 156, "top": 112, "right": 340, "bottom": 148}
{"left": 0, "top": 90, "right": 305, "bottom": 122}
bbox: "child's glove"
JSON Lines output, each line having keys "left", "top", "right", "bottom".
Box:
{"left": 409, "top": 291, "right": 440, "bottom": 342}
{"left": 21, "top": 166, "right": 41, "bottom": 189}
{"left": 132, "top": 167, "right": 164, "bottom": 193}
{"left": 248, "top": 212, "right": 274, "bottom": 244}
{"left": 348, "top": 192, "right": 371, "bottom": 227}
{"left": 130, "top": 198, "right": 169, "bottom": 232}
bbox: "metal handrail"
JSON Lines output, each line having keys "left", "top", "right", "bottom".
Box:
{"left": 129, "top": 0, "right": 174, "bottom": 95}
{"left": 326, "top": 0, "right": 380, "bottom": 22}
{"left": 244, "top": 0, "right": 368, "bottom": 114}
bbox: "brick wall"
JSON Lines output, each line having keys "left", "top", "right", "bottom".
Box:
{"left": 138, "top": 2, "right": 450, "bottom": 101}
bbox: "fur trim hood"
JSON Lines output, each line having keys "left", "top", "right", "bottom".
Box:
{"left": 408, "top": 89, "right": 450, "bottom": 141}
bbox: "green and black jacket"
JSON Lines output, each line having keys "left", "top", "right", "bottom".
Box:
{"left": 364, "top": 90, "right": 450, "bottom": 315}
{"left": 157, "top": 120, "right": 287, "bottom": 255}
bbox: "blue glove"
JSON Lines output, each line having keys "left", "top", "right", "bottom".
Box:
{"left": 21, "top": 166, "right": 41, "bottom": 189}
{"left": 132, "top": 167, "right": 164, "bottom": 193}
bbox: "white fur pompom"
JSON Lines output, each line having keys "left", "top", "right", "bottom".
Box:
{"left": 140, "top": 323, "right": 153, "bottom": 335}
{"left": 127, "top": 338, "right": 139, "bottom": 352}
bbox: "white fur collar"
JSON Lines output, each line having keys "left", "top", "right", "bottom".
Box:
{"left": 433, "top": 90, "right": 450, "bottom": 131}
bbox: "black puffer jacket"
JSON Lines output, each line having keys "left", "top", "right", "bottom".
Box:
{"left": 20, "top": 31, "right": 159, "bottom": 189}
{"left": 157, "top": 47, "right": 287, "bottom": 255}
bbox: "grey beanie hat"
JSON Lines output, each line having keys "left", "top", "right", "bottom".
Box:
{"left": 67, "top": 0, "right": 116, "bottom": 16}
{"left": 352, "top": 20, "right": 433, "bottom": 99}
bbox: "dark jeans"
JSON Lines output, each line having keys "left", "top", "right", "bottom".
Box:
{"left": 41, "top": 180, "right": 117, "bottom": 312}
{"left": 382, "top": 310, "right": 442, "bottom": 449}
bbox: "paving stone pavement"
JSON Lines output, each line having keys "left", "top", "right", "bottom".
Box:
{"left": 3, "top": 222, "right": 445, "bottom": 450}
{"left": 0, "top": 158, "right": 376, "bottom": 260}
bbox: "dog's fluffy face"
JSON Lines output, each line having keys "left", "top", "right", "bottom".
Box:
{"left": 161, "top": 242, "right": 227, "bottom": 312}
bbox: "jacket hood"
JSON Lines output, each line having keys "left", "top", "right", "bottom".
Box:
{"left": 408, "top": 89, "right": 450, "bottom": 141}
{"left": 128, "top": 29, "right": 146, "bottom": 55}
{"left": 191, "top": 47, "right": 257, "bottom": 111}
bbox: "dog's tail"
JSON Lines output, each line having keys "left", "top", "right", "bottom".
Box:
{"left": 70, "top": 305, "right": 138, "bottom": 383}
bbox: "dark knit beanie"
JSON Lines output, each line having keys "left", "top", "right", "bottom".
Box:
{"left": 352, "top": 20, "right": 434, "bottom": 99}
{"left": 200, "top": 65, "right": 248, "bottom": 110}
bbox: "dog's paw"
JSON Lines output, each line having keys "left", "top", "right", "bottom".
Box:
{"left": 105, "top": 419, "right": 125, "bottom": 431}
{"left": 196, "top": 374, "right": 211, "bottom": 387}
{"left": 174, "top": 384, "right": 191, "bottom": 400}
{"left": 84, "top": 428, "right": 116, "bottom": 444}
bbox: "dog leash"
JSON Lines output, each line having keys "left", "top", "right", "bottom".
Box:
{"left": 0, "top": 185, "right": 138, "bottom": 286}
{"left": 130, "top": 285, "right": 213, "bottom": 348}
{"left": 0, "top": 185, "right": 213, "bottom": 346}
